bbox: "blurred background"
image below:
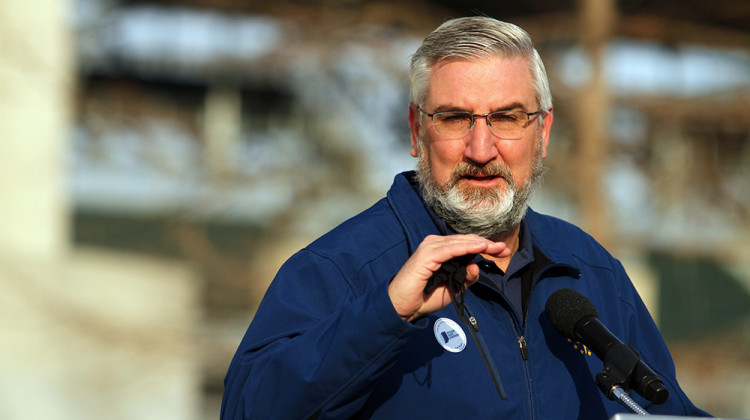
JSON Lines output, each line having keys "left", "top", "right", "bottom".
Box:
{"left": 1, "top": 0, "right": 749, "bottom": 418}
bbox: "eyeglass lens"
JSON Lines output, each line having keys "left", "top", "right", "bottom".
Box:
{"left": 432, "top": 112, "right": 528, "bottom": 139}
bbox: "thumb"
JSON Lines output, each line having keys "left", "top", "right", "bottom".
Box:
{"left": 465, "top": 263, "right": 481, "bottom": 287}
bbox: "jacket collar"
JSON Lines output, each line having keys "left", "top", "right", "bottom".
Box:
{"left": 386, "top": 171, "right": 441, "bottom": 254}
{"left": 524, "top": 208, "right": 582, "bottom": 279}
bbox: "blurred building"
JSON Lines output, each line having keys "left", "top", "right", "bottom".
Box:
{"left": 2, "top": 0, "right": 749, "bottom": 418}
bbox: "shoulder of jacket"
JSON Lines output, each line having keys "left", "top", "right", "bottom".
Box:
{"left": 526, "top": 209, "right": 617, "bottom": 271}
{"left": 300, "top": 198, "right": 409, "bottom": 278}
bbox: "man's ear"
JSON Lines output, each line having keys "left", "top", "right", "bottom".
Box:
{"left": 408, "top": 102, "right": 421, "bottom": 157}
{"left": 540, "top": 107, "right": 554, "bottom": 159}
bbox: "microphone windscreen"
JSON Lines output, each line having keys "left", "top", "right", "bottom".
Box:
{"left": 545, "top": 288, "right": 599, "bottom": 338}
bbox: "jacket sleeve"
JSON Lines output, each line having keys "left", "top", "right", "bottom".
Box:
{"left": 614, "top": 260, "right": 711, "bottom": 417}
{"left": 220, "top": 249, "right": 427, "bottom": 420}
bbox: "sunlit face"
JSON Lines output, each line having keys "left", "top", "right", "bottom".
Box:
{"left": 408, "top": 55, "right": 554, "bottom": 238}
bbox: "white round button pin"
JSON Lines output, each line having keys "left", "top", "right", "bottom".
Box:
{"left": 433, "top": 317, "right": 467, "bottom": 353}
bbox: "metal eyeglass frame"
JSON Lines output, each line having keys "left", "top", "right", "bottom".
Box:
{"left": 417, "top": 105, "right": 542, "bottom": 139}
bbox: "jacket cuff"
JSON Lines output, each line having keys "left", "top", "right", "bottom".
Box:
{"left": 371, "top": 281, "right": 430, "bottom": 337}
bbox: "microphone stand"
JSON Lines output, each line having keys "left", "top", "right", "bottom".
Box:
{"left": 595, "top": 343, "right": 651, "bottom": 415}
{"left": 609, "top": 386, "right": 650, "bottom": 416}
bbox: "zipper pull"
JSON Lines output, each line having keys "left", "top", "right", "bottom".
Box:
{"left": 462, "top": 304, "right": 480, "bottom": 332}
{"left": 468, "top": 316, "right": 480, "bottom": 332}
{"left": 518, "top": 336, "right": 528, "bottom": 360}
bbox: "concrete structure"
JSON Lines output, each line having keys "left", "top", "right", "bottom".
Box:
{"left": 0, "top": 1, "right": 202, "bottom": 419}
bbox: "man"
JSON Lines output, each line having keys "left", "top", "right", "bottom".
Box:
{"left": 222, "top": 17, "right": 707, "bottom": 419}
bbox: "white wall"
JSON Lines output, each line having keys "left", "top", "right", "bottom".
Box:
{"left": 0, "top": 1, "right": 203, "bottom": 419}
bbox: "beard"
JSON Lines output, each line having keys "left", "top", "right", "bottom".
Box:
{"left": 416, "top": 137, "right": 546, "bottom": 240}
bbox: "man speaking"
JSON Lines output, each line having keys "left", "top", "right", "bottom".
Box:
{"left": 221, "top": 16, "right": 708, "bottom": 419}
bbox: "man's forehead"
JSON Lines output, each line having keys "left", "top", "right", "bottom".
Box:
{"left": 424, "top": 56, "right": 535, "bottom": 111}
{"left": 430, "top": 101, "right": 531, "bottom": 113}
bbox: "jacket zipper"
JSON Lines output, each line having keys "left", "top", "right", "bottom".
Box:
{"left": 512, "top": 314, "right": 536, "bottom": 419}
{"left": 518, "top": 335, "right": 529, "bottom": 360}
{"left": 456, "top": 302, "right": 507, "bottom": 400}
{"left": 512, "top": 262, "right": 579, "bottom": 418}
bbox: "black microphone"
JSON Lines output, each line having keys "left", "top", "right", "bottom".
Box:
{"left": 545, "top": 288, "right": 669, "bottom": 404}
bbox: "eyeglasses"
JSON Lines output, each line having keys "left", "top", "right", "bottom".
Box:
{"left": 417, "top": 106, "right": 542, "bottom": 140}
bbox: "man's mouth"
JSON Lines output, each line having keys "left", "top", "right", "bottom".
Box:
{"left": 447, "top": 162, "right": 515, "bottom": 190}
{"left": 464, "top": 174, "right": 500, "bottom": 181}
{"left": 460, "top": 174, "right": 504, "bottom": 187}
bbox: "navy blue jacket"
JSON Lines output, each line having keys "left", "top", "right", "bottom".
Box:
{"left": 222, "top": 171, "right": 707, "bottom": 419}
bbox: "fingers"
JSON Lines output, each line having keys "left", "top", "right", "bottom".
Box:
{"left": 389, "top": 234, "right": 510, "bottom": 322}
{"left": 418, "top": 234, "right": 505, "bottom": 263}
{"left": 478, "top": 239, "right": 512, "bottom": 259}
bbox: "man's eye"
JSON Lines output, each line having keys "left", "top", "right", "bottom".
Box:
{"left": 491, "top": 113, "right": 522, "bottom": 123}
{"left": 438, "top": 113, "right": 471, "bottom": 123}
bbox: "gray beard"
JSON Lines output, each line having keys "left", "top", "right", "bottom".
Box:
{"left": 416, "top": 139, "right": 546, "bottom": 240}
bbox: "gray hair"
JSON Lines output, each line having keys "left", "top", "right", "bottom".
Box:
{"left": 409, "top": 17, "right": 552, "bottom": 115}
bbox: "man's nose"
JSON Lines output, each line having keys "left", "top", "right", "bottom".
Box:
{"left": 464, "top": 117, "right": 499, "bottom": 164}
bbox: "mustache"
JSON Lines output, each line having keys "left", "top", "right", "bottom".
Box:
{"left": 447, "top": 162, "right": 515, "bottom": 189}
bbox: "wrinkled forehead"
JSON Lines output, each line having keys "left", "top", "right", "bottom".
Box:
{"left": 423, "top": 56, "right": 536, "bottom": 110}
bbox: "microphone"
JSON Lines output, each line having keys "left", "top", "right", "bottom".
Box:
{"left": 545, "top": 288, "right": 669, "bottom": 405}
